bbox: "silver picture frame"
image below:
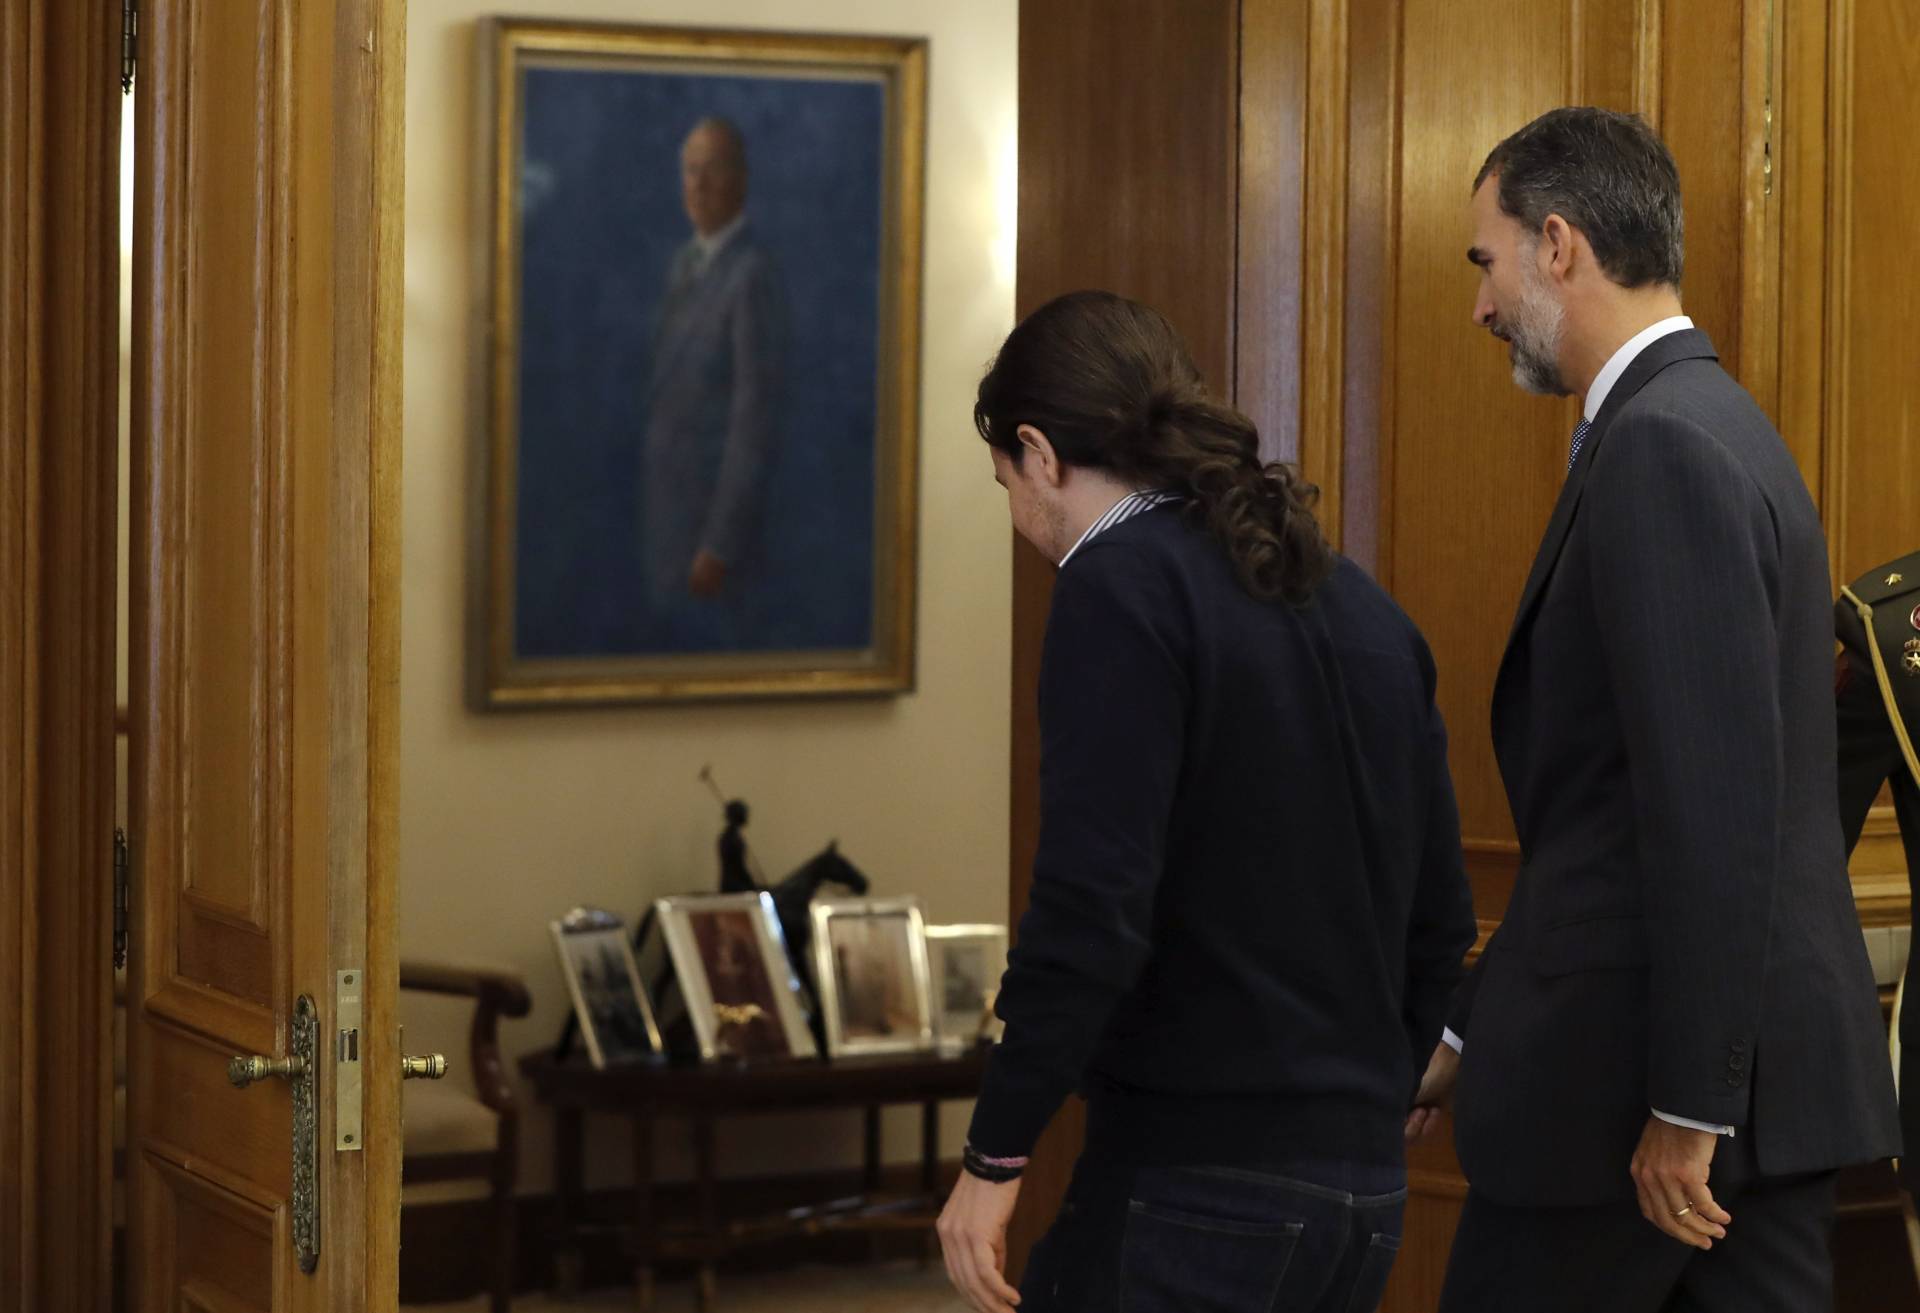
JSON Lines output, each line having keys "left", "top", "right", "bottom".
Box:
{"left": 810, "top": 896, "right": 934, "bottom": 1058}
{"left": 549, "top": 908, "right": 664, "bottom": 1069}
{"left": 655, "top": 892, "right": 814, "bottom": 1061}
{"left": 924, "top": 923, "right": 1008, "bottom": 1054}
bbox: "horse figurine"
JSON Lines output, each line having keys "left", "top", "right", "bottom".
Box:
{"left": 766, "top": 843, "right": 870, "bottom": 1050}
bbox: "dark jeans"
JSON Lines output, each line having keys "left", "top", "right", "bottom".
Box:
{"left": 1019, "top": 1153, "right": 1407, "bottom": 1313}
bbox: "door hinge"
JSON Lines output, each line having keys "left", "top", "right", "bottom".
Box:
{"left": 112, "top": 827, "right": 129, "bottom": 970}
{"left": 1761, "top": 0, "right": 1776, "bottom": 199}
{"left": 121, "top": 0, "right": 138, "bottom": 95}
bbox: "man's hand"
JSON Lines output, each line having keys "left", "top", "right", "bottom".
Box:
{"left": 1630, "top": 1116, "right": 1731, "bottom": 1250}
{"left": 937, "top": 1172, "right": 1023, "bottom": 1313}
{"left": 1405, "top": 1041, "right": 1460, "bottom": 1143}
{"left": 688, "top": 549, "right": 727, "bottom": 597}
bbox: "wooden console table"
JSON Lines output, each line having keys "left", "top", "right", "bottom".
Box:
{"left": 518, "top": 1045, "right": 989, "bottom": 1311}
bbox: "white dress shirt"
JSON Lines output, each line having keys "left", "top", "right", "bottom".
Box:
{"left": 1442, "top": 313, "right": 1734, "bottom": 1137}
{"left": 1583, "top": 315, "right": 1693, "bottom": 423}
{"left": 691, "top": 211, "right": 748, "bottom": 273}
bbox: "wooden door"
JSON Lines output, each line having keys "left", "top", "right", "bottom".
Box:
{"left": 125, "top": 1, "right": 404, "bottom": 1309}
{"left": 0, "top": 4, "right": 122, "bottom": 1310}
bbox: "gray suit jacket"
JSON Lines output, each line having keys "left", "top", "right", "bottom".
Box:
{"left": 1448, "top": 329, "right": 1900, "bottom": 1206}
{"left": 642, "top": 224, "right": 786, "bottom": 598}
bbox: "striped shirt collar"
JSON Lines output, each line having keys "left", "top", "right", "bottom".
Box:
{"left": 1058, "top": 490, "right": 1180, "bottom": 568}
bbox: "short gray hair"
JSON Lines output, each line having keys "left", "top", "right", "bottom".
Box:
{"left": 686, "top": 116, "right": 748, "bottom": 176}
{"left": 1475, "top": 107, "right": 1683, "bottom": 289}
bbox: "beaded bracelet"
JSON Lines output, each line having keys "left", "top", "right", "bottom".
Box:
{"left": 962, "top": 1143, "right": 1029, "bottom": 1184}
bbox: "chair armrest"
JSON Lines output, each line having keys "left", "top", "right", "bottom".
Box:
{"left": 399, "top": 960, "right": 532, "bottom": 1016}
{"left": 400, "top": 960, "right": 532, "bottom": 1116}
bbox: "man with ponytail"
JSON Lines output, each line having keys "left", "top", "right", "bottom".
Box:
{"left": 936, "top": 290, "right": 1476, "bottom": 1313}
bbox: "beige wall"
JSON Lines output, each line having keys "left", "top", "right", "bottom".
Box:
{"left": 401, "top": 0, "right": 1016, "bottom": 1194}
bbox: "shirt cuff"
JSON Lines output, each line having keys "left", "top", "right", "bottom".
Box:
{"left": 1652, "top": 1108, "right": 1736, "bottom": 1136}
{"left": 1435, "top": 1034, "right": 1732, "bottom": 1134}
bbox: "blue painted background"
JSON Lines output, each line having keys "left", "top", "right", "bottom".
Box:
{"left": 512, "top": 63, "right": 886, "bottom": 658}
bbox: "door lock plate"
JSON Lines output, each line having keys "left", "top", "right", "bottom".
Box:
{"left": 336, "top": 969, "right": 363, "bottom": 1152}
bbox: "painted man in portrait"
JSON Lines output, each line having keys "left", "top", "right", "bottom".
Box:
{"left": 641, "top": 116, "right": 788, "bottom": 643}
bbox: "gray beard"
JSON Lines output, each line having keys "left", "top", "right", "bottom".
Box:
{"left": 1508, "top": 269, "right": 1570, "bottom": 397}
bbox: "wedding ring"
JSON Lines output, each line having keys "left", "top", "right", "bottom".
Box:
{"left": 1672, "top": 1205, "right": 1694, "bottom": 1219}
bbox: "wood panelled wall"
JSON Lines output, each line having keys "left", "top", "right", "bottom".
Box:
{"left": 1005, "top": 0, "right": 1243, "bottom": 1272}
{"left": 1008, "top": 0, "right": 1920, "bottom": 1304}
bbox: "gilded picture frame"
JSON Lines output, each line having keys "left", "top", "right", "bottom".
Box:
{"left": 472, "top": 19, "right": 927, "bottom": 707}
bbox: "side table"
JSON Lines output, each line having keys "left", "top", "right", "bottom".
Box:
{"left": 518, "top": 1045, "right": 989, "bottom": 1311}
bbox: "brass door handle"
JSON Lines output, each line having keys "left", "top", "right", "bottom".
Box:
{"left": 401, "top": 1053, "right": 448, "bottom": 1080}
{"left": 226, "top": 996, "right": 321, "bottom": 1273}
{"left": 228, "top": 1053, "right": 310, "bottom": 1087}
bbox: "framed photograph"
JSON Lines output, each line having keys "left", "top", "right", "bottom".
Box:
{"left": 924, "top": 924, "right": 1007, "bottom": 1053}
{"left": 810, "top": 897, "right": 933, "bottom": 1057}
{"left": 656, "top": 893, "right": 814, "bottom": 1061}
{"left": 550, "top": 910, "right": 664, "bottom": 1068}
{"left": 473, "top": 19, "right": 928, "bottom": 707}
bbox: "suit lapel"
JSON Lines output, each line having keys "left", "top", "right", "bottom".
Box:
{"left": 652, "top": 226, "right": 753, "bottom": 384}
{"left": 651, "top": 244, "right": 702, "bottom": 376}
{"left": 1493, "top": 329, "right": 1721, "bottom": 699}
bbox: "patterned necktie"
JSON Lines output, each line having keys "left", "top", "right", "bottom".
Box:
{"left": 1568, "top": 417, "right": 1593, "bottom": 473}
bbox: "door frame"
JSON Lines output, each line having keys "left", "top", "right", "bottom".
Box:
{"left": 344, "top": 0, "right": 408, "bottom": 1298}
{"left": 1, "top": 2, "right": 122, "bottom": 1309}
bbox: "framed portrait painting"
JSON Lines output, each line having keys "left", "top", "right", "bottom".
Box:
{"left": 473, "top": 19, "right": 927, "bottom": 706}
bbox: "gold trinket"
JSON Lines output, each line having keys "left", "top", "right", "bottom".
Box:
{"left": 1889, "top": 572, "right": 1906, "bottom": 586}
{"left": 713, "top": 1002, "right": 768, "bottom": 1030}
{"left": 1906, "top": 638, "right": 1920, "bottom": 676}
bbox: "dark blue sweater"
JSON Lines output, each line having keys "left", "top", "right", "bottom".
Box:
{"left": 968, "top": 505, "right": 1476, "bottom": 1168}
